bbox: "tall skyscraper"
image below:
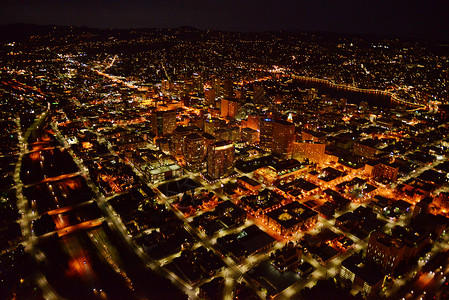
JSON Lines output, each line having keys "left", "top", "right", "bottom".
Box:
{"left": 212, "top": 76, "right": 221, "bottom": 97}
{"left": 221, "top": 99, "right": 239, "bottom": 118}
{"left": 151, "top": 110, "right": 177, "bottom": 137}
{"left": 272, "top": 120, "right": 295, "bottom": 158}
{"left": 207, "top": 141, "right": 235, "bottom": 179}
{"left": 205, "top": 88, "right": 216, "bottom": 106}
{"left": 204, "top": 117, "right": 225, "bottom": 136}
{"left": 184, "top": 133, "right": 206, "bottom": 171}
{"left": 228, "top": 100, "right": 239, "bottom": 118}
{"left": 259, "top": 118, "right": 273, "bottom": 151}
{"left": 161, "top": 79, "right": 171, "bottom": 95}
{"left": 221, "top": 99, "right": 229, "bottom": 117}
{"left": 247, "top": 115, "right": 260, "bottom": 131}
{"left": 223, "top": 79, "right": 234, "bottom": 99}
{"left": 171, "top": 125, "right": 199, "bottom": 156}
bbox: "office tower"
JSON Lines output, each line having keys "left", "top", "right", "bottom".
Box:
{"left": 259, "top": 118, "right": 273, "bottom": 151}
{"left": 221, "top": 99, "right": 239, "bottom": 118}
{"left": 412, "top": 196, "right": 432, "bottom": 218}
{"left": 241, "top": 127, "right": 259, "bottom": 144}
{"left": 301, "top": 130, "right": 326, "bottom": 144}
{"left": 221, "top": 99, "right": 229, "bottom": 117}
{"left": 184, "top": 133, "right": 206, "bottom": 172}
{"left": 372, "top": 159, "right": 399, "bottom": 182}
{"left": 161, "top": 79, "right": 171, "bottom": 95}
{"left": 207, "top": 141, "right": 235, "bottom": 179}
{"left": 223, "top": 79, "right": 234, "bottom": 99}
{"left": 151, "top": 110, "right": 177, "bottom": 137}
{"left": 171, "top": 125, "right": 200, "bottom": 156}
{"left": 204, "top": 117, "right": 225, "bottom": 136}
{"left": 192, "top": 72, "right": 202, "bottom": 93}
{"left": 272, "top": 120, "right": 295, "bottom": 158}
{"left": 205, "top": 88, "right": 216, "bottom": 105}
{"left": 247, "top": 115, "right": 260, "bottom": 131}
{"left": 366, "top": 231, "right": 404, "bottom": 273}
{"left": 211, "top": 76, "right": 221, "bottom": 97}
{"left": 292, "top": 141, "right": 325, "bottom": 165}
{"left": 228, "top": 100, "right": 239, "bottom": 118}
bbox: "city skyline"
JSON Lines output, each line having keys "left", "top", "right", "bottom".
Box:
{"left": 0, "top": 10, "right": 448, "bottom": 300}
{"left": 1, "top": 0, "right": 449, "bottom": 41}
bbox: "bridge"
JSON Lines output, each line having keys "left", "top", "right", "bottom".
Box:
{"left": 290, "top": 74, "right": 427, "bottom": 110}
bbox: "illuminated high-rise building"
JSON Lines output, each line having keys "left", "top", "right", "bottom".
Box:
{"left": 223, "top": 79, "right": 234, "bottom": 99}
{"left": 184, "top": 133, "right": 206, "bottom": 171}
{"left": 212, "top": 76, "right": 221, "bottom": 97}
{"left": 171, "top": 126, "right": 199, "bottom": 156}
{"left": 366, "top": 231, "right": 404, "bottom": 273}
{"left": 272, "top": 120, "right": 295, "bottom": 158}
{"left": 207, "top": 141, "right": 235, "bottom": 179}
{"left": 292, "top": 141, "right": 325, "bottom": 165}
{"left": 192, "top": 72, "right": 202, "bottom": 93}
{"left": 221, "top": 99, "right": 229, "bottom": 117}
{"left": 302, "top": 129, "right": 326, "bottom": 144}
{"left": 204, "top": 117, "right": 225, "bottom": 136}
{"left": 228, "top": 100, "right": 239, "bottom": 118}
{"left": 241, "top": 127, "right": 259, "bottom": 144}
{"left": 151, "top": 110, "right": 177, "bottom": 137}
{"left": 205, "top": 88, "right": 216, "bottom": 105}
{"left": 221, "top": 99, "right": 239, "bottom": 118}
{"left": 247, "top": 115, "right": 260, "bottom": 131}
{"left": 259, "top": 118, "right": 273, "bottom": 150}
{"left": 161, "top": 79, "right": 171, "bottom": 95}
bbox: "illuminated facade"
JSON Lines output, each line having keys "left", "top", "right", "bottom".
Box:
{"left": 366, "top": 230, "right": 404, "bottom": 273}
{"left": 184, "top": 133, "right": 206, "bottom": 172}
{"left": 241, "top": 127, "right": 259, "bottom": 144}
{"left": 207, "top": 141, "right": 235, "bottom": 179}
{"left": 151, "top": 110, "right": 177, "bottom": 137}
{"left": 204, "top": 118, "right": 225, "bottom": 136}
{"left": 372, "top": 161, "right": 399, "bottom": 182}
{"left": 247, "top": 114, "right": 260, "bottom": 131}
{"left": 205, "top": 88, "right": 215, "bottom": 105}
{"left": 259, "top": 118, "right": 273, "bottom": 150}
{"left": 292, "top": 141, "right": 325, "bottom": 165}
{"left": 272, "top": 120, "right": 295, "bottom": 158}
{"left": 171, "top": 126, "right": 199, "bottom": 156}
{"left": 221, "top": 98, "right": 239, "bottom": 118}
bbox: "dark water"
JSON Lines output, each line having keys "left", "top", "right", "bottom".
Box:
{"left": 291, "top": 78, "right": 392, "bottom": 108}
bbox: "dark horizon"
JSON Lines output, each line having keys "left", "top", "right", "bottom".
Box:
{"left": 1, "top": 0, "right": 449, "bottom": 42}
{"left": 2, "top": 22, "right": 449, "bottom": 46}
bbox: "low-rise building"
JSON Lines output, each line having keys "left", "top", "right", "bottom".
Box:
{"left": 340, "top": 254, "right": 384, "bottom": 296}
{"left": 265, "top": 202, "right": 318, "bottom": 237}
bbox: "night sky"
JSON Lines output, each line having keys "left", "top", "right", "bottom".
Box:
{"left": 1, "top": 0, "right": 448, "bottom": 41}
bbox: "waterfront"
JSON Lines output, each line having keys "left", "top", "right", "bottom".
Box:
{"left": 290, "top": 75, "right": 423, "bottom": 109}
